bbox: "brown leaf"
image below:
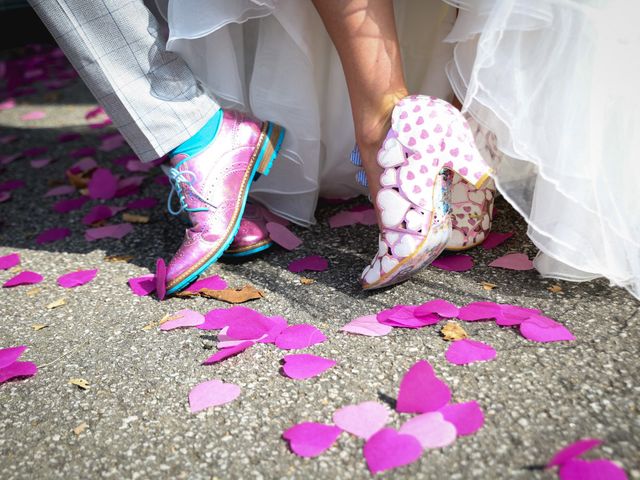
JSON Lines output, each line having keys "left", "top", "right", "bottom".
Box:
{"left": 481, "top": 282, "right": 497, "bottom": 291}
{"left": 69, "top": 378, "right": 90, "bottom": 390}
{"left": 32, "top": 324, "right": 49, "bottom": 331}
{"left": 299, "top": 277, "right": 315, "bottom": 285}
{"left": 104, "top": 254, "right": 134, "bottom": 263}
{"left": 177, "top": 284, "right": 264, "bottom": 304}
{"left": 66, "top": 170, "right": 91, "bottom": 189}
{"left": 122, "top": 213, "right": 149, "bottom": 224}
{"left": 142, "top": 313, "right": 173, "bottom": 331}
{"left": 73, "top": 422, "right": 89, "bottom": 436}
{"left": 46, "top": 298, "right": 67, "bottom": 309}
{"left": 548, "top": 284, "right": 563, "bottom": 293}
{"left": 441, "top": 321, "right": 468, "bottom": 341}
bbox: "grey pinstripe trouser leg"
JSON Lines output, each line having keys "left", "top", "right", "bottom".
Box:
{"left": 28, "top": 0, "right": 219, "bottom": 162}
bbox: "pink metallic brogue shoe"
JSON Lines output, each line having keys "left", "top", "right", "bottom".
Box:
{"left": 360, "top": 95, "right": 492, "bottom": 290}
{"left": 165, "top": 110, "right": 285, "bottom": 294}
{"left": 223, "top": 202, "right": 273, "bottom": 257}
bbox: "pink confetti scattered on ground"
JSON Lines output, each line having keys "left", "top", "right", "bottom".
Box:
{"left": 36, "top": 227, "right": 71, "bottom": 244}
{"left": 82, "top": 205, "right": 115, "bottom": 225}
{"left": 431, "top": 254, "right": 474, "bottom": 272}
{"left": 489, "top": 253, "right": 534, "bottom": 270}
{"left": 496, "top": 304, "right": 541, "bottom": 326}
{"left": 457, "top": 301, "right": 502, "bottom": 321}
{"left": 520, "top": 316, "right": 575, "bottom": 343}
{"left": 0, "top": 179, "right": 25, "bottom": 192}
{"left": 439, "top": 401, "right": 485, "bottom": 436}
{"left": 99, "top": 133, "right": 125, "bottom": 152}
{"left": 160, "top": 309, "right": 205, "bottom": 331}
{"left": 558, "top": 459, "right": 627, "bottom": 480}
{"left": 0, "top": 253, "right": 20, "bottom": 270}
{"left": 85, "top": 106, "right": 104, "bottom": 119}
{"left": 287, "top": 255, "right": 329, "bottom": 273}
{"left": 0, "top": 98, "right": 16, "bottom": 110}
{"left": 340, "top": 314, "right": 392, "bottom": 337}
{"left": 184, "top": 275, "right": 227, "bottom": 292}
{"left": 282, "top": 354, "right": 336, "bottom": 379}
{"left": 44, "top": 185, "right": 75, "bottom": 197}
{"left": 125, "top": 197, "right": 159, "bottom": 210}
{"left": 217, "top": 326, "right": 267, "bottom": 348}
{"left": 30, "top": 157, "right": 53, "bottom": 169}
{"left": 282, "top": 422, "right": 342, "bottom": 458}
{"left": 84, "top": 223, "right": 133, "bottom": 241}
{"left": 58, "top": 132, "right": 81, "bottom": 143}
{"left": 57, "top": 269, "right": 98, "bottom": 288}
{"left": 377, "top": 305, "right": 439, "bottom": 328}
{"left": 128, "top": 274, "right": 155, "bottom": 296}
{"left": 188, "top": 379, "right": 241, "bottom": 413}
{"left": 265, "top": 222, "right": 302, "bottom": 250}
{"left": 328, "top": 211, "right": 359, "bottom": 228}
{"left": 363, "top": 428, "right": 423, "bottom": 475}
{"left": 333, "top": 401, "right": 389, "bottom": 440}
{"left": 482, "top": 231, "right": 515, "bottom": 250}
{"left": 88, "top": 168, "right": 118, "bottom": 199}
{"left": 52, "top": 196, "right": 89, "bottom": 213}
{"left": 3, "top": 271, "right": 44, "bottom": 288}
{"left": 155, "top": 258, "right": 166, "bottom": 300}
{"left": 415, "top": 299, "right": 459, "bottom": 318}
{"left": 257, "top": 316, "right": 288, "bottom": 344}
{"left": 0, "top": 346, "right": 27, "bottom": 369}
{"left": 399, "top": 412, "right": 457, "bottom": 449}
{"left": 445, "top": 339, "right": 497, "bottom": 365}
{"left": 0, "top": 355, "right": 38, "bottom": 383}
{"left": 547, "top": 438, "right": 603, "bottom": 468}
{"left": 396, "top": 360, "right": 451, "bottom": 414}
{"left": 202, "top": 341, "right": 254, "bottom": 365}
{"left": 198, "top": 307, "right": 240, "bottom": 331}
{"left": 275, "top": 324, "right": 327, "bottom": 350}
{"left": 23, "top": 147, "right": 49, "bottom": 157}
{"left": 0, "top": 192, "right": 10, "bottom": 203}
{"left": 225, "top": 309, "right": 273, "bottom": 340}
{"left": 69, "top": 155, "right": 96, "bottom": 170}
{"left": 21, "top": 110, "right": 46, "bottom": 121}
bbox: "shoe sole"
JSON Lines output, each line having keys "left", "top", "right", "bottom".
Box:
{"left": 222, "top": 240, "right": 273, "bottom": 258}
{"left": 166, "top": 122, "right": 285, "bottom": 295}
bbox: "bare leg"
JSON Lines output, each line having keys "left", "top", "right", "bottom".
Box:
{"left": 311, "top": 0, "right": 408, "bottom": 204}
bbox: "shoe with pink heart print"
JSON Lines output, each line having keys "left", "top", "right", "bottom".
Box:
{"left": 360, "top": 95, "right": 493, "bottom": 290}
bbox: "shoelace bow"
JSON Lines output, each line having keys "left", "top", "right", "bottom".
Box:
{"left": 166, "top": 167, "right": 216, "bottom": 215}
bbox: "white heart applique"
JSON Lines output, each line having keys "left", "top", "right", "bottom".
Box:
{"left": 377, "top": 189, "right": 411, "bottom": 228}
{"left": 392, "top": 234, "right": 418, "bottom": 257}
{"left": 364, "top": 259, "right": 381, "bottom": 284}
{"left": 377, "top": 138, "right": 405, "bottom": 168}
{"left": 468, "top": 190, "right": 485, "bottom": 204}
{"left": 405, "top": 209, "right": 424, "bottom": 232}
{"left": 380, "top": 168, "right": 397, "bottom": 187}
{"left": 450, "top": 182, "right": 469, "bottom": 204}
{"left": 381, "top": 255, "right": 399, "bottom": 273}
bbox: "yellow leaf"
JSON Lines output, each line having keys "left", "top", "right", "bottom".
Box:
{"left": 104, "top": 254, "right": 134, "bottom": 263}
{"left": 122, "top": 213, "right": 149, "bottom": 224}
{"left": 69, "top": 378, "right": 90, "bottom": 390}
{"left": 441, "top": 321, "right": 469, "bottom": 341}
{"left": 32, "top": 324, "right": 48, "bottom": 331}
{"left": 142, "top": 313, "right": 172, "bottom": 331}
{"left": 299, "top": 277, "right": 315, "bottom": 285}
{"left": 548, "top": 284, "right": 563, "bottom": 293}
{"left": 481, "top": 282, "right": 497, "bottom": 291}
{"left": 73, "top": 422, "right": 89, "bottom": 435}
{"left": 46, "top": 298, "right": 67, "bottom": 309}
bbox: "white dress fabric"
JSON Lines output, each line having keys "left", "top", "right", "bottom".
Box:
{"left": 155, "top": 0, "right": 640, "bottom": 300}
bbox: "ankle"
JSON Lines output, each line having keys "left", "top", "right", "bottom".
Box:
{"left": 354, "top": 89, "right": 408, "bottom": 156}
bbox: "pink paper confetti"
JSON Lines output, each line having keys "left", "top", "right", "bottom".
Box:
{"left": 431, "top": 254, "right": 474, "bottom": 272}
{"left": 23, "top": 147, "right": 48, "bottom": 157}
{"left": 340, "top": 314, "right": 392, "bottom": 337}
{"left": 188, "top": 379, "right": 241, "bottom": 413}
{"left": 488, "top": 253, "right": 534, "bottom": 270}
{"left": 202, "top": 341, "right": 254, "bottom": 365}
{"left": 275, "top": 324, "right": 327, "bottom": 350}
{"left": 266, "top": 222, "right": 302, "bottom": 250}
{"left": 160, "top": 309, "right": 205, "bottom": 331}
{"left": 84, "top": 106, "right": 104, "bottom": 119}
{"left": 155, "top": 258, "right": 166, "bottom": 300}
{"left": 57, "top": 132, "right": 81, "bottom": 143}
{"left": 0, "top": 360, "right": 38, "bottom": 383}
{"left": 457, "top": 301, "right": 502, "bottom": 321}
{"left": 36, "top": 227, "right": 71, "bottom": 244}
{"left": 82, "top": 205, "right": 116, "bottom": 225}
{"left": 558, "top": 459, "right": 627, "bottom": 480}
{"left": 396, "top": 360, "right": 451, "bottom": 413}
{"left": 99, "top": 133, "right": 125, "bottom": 152}
{"left": 287, "top": 255, "right": 329, "bottom": 273}
{"left": 282, "top": 354, "right": 336, "bottom": 379}
{"left": 3, "top": 271, "right": 44, "bottom": 288}
{"left": 377, "top": 305, "right": 438, "bottom": 328}
{"left": 84, "top": 223, "right": 133, "bottom": 241}
{"left": 69, "top": 155, "right": 96, "bottom": 170}
{"left": 184, "top": 275, "right": 227, "bottom": 292}
{"left": 125, "top": 158, "right": 156, "bottom": 173}
{"left": 439, "top": 401, "right": 485, "bottom": 436}
{"left": 225, "top": 309, "right": 273, "bottom": 340}
{"left": 0, "top": 192, "right": 10, "bottom": 203}
{"left": 332, "top": 401, "right": 390, "bottom": 440}
{"left": 260, "top": 316, "right": 289, "bottom": 344}
{"left": 30, "top": 157, "right": 53, "bottom": 169}
{"left": 88, "top": 168, "right": 118, "bottom": 200}
{"left": 547, "top": 439, "right": 603, "bottom": 468}
{"left": 0, "top": 346, "right": 27, "bottom": 369}
{"left": 57, "top": 269, "right": 97, "bottom": 288}
{"left": 445, "top": 339, "right": 497, "bottom": 365}
{"left": 496, "top": 304, "right": 541, "bottom": 326}
{"left": 363, "top": 428, "right": 423, "bottom": 475}
{"left": 0, "top": 253, "right": 20, "bottom": 270}
{"left": 0, "top": 98, "right": 16, "bottom": 110}
{"left": 399, "top": 412, "right": 457, "bottom": 449}
{"left": 199, "top": 307, "right": 243, "bottom": 331}
{"left": 282, "top": 422, "right": 341, "bottom": 458}
{"left": 128, "top": 274, "right": 155, "bottom": 296}
{"left": 482, "top": 231, "right": 515, "bottom": 250}
{"left": 44, "top": 185, "right": 75, "bottom": 197}
{"left": 125, "top": 197, "right": 158, "bottom": 210}
{"left": 21, "top": 110, "right": 46, "bottom": 121}
{"left": 52, "top": 196, "right": 90, "bottom": 214}
{"left": 217, "top": 326, "right": 266, "bottom": 348}
{"left": 0, "top": 179, "right": 25, "bottom": 192}
{"left": 328, "top": 211, "right": 359, "bottom": 228}
{"left": 415, "top": 299, "right": 459, "bottom": 318}
{"left": 520, "top": 316, "right": 575, "bottom": 343}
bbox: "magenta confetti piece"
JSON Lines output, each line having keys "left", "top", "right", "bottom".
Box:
{"left": 21, "top": 110, "right": 46, "bottom": 121}
{"left": 547, "top": 438, "right": 603, "bottom": 468}
{"left": 155, "top": 258, "right": 166, "bottom": 300}
{"left": 0, "top": 98, "right": 16, "bottom": 110}
{"left": 23, "top": 147, "right": 48, "bottom": 157}
{"left": 69, "top": 155, "right": 96, "bottom": 170}
{"left": 377, "top": 305, "right": 439, "bottom": 328}
{"left": 266, "top": 222, "right": 302, "bottom": 250}
{"left": 439, "top": 401, "right": 485, "bottom": 436}
{"left": 84, "top": 106, "right": 104, "bottom": 119}
{"left": 0, "top": 179, "right": 25, "bottom": 192}
{"left": 217, "top": 326, "right": 266, "bottom": 348}
{"left": 399, "top": 412, "right": 457, "bottom": 449}
{"left": 445, "top": 339, "right": 497, "bottom": 365}
{"left": 287, "top": 255, "right": 329, "bottom": 273}
{"left": 125, "top": 197, "right": 158, "bottom": 210}
{"left": 125, "top": 158, "right": 156, "bottom": 173}
{"left": 0, "top": 153, "right": 21, "bottom": 165}
{"left": 184, "top": 275, "right": 227, "bottom": 292}
{"left": 3, "top": 271, "right": 44, "bottom": 288}
{"left": 340, "top": 314, "right": 392, "bottom": 337}
{"left": 128, "top": 274, "right": 155, "bottom": 296}
{"left": 57, "top": 269, "right": 97, "bottom": 288}
{"left": 0, "top": 361, "right": 38, "bottom": 383}
{"left": 363, "top": 428, "right": 423, "bottom": 475}
{"left": 482, "top": 231, "right": 515, "bottom": 250}
{"left": 84, "top": 223, "right": 133, "bottom": 241}
{"left": 52, "top": 196, "right": 89, "bottom": 213}
{"left": 282, "top": 354, "right": 336, "bottom": 380}
{"left": 57, "top": 132, "right": 81, "bottom": 143}
{"left": 0, "top": 253, "right": 20, "bottom": 270}
{"left": 0, "top": 135, "right": 18, "bottom": 145}
{"left": 36, "top": 227, "right": 71, "bottom": 244}
{"left": 415, "top": 299, "right": 459, "bottom": 318}
{"left": 99, "top": 133, "right": 125, "bottom": 152}
{"left": 188, "top": 379, "right": 241, "bottom": 413}
{"left": 358, "top": 208, "right": 377, "bottom": 225}
{"left": 431, "top": 254, "right": 474, "bottom": 272}
{"left": 30, "top": 157, "right": 53, "bottom": 169}
{"left": 489, "top": 253, "right": 534, "bottom": 270}
{"left": 396, "top": 360, "right": 451, "bottom": 414}
{"left": 226, "top": 309, "right": 273, "bottom": 340}
{"left": 559, "top": 460, "right": 628, "bottom": 480}
{"left": 328, "top": 211, "right": 359, "bottom": 228}
{"left": 0, "top": 192, "right": 10, "bottom": 203}
{"left": 333, "top": 401, "right": 390, "bottom": 440}
{"left": 260, "top": 316, "right": 289, "bottom": 344}
{"left": 199, "top": 308, "right": 238, "bottom": 331}
{"left": 520, "top": 316, "right": 575, "bottom": 343}
{"left": 496, "top": 304, "right": 541, "bottom": 326}
{"left": 82, "top": 205, "right": 115, "bottom": 225}
{"left": 88, "top": 168, "right": 118, "bottom": 200}
{"left": 44, "top": 185, "right": 75, "bottom": 197}
{"left": 0, "top": 346, "right": 27, "bottom": 369}
{"left": 160, "top": 309, "right": 205, "bottom": 331}
{"left": 458, "top": 301, "right": 502, "bottom": 321}
{"left": 275, "top": 324, "right": 327, "bottom": 350}
{"left": 283, "top": 422, "right": 341, "bottom": 458}
{"left": 202, "top": 341, "right": 254, "bottom": 365}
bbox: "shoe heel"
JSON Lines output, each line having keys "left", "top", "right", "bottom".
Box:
{"left": 256, "top": 122, "right": 285, "bottom": 176}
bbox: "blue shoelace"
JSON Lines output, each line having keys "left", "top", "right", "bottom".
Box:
{"left": 166, "top": 167, "right": 214, "bottom": 216}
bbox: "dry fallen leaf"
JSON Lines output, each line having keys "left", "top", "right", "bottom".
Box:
{"left": 177, "top": 284, "right": 264, "bottom": 304}
{"left": 32, "top": 324, "right": 49, "bottom": 331}
{"left": 26, "top": 287, "right": 41, "bottom": 297}
{"left": 66, "top": 170, "right": 91, "bottom": 189}
{"left": 441, "top": 321, "right": 469, "bottom": 341}
{"left": 73, "top": 422, "right": 89, "bottom": 436}
{"left": 69, "top": 378, "right": 90, "bottom": 390}
{"left": 548, "top": 284, "right": 563, "bottom": 293}
{"left": 9, "top": 265, "right": 22, "bottom": 274}
{"left": 142, "top": 313, "right": 173, "bottom": 331}
{"left": 46, "top": 298, "right": 67, "bottom": 309}
{"left": 481, "top": 282, "right": 497, "bottom": 291}
{"left": 122, "top": 213, "right": 149, "bottom": 224}
{"left": 299, "top": 277, "right": 315, "bottom": 285}
{"left": 104, "top": 254, "right": 134, "bottom": 263}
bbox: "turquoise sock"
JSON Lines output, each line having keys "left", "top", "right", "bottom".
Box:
{"left": 169, "top": 109, "right": 223, "bottom": 162}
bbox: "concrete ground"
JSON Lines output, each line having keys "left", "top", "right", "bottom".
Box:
{"left": 0, "top": 45, "right": 638, "bottom": 480}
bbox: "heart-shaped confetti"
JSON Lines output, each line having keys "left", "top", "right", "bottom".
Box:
{"left": 128, "top": 274, "right": 155, "bottom": 296}
{"left": 36, "top": 227, "right": 71, "bottom": 244}
{"left": 439, "top": 401, "right": 485, "bottom": 436}
{"left": 0, "top": 253, "right": 20, "bottom": 270}
{"left": 265, "top": 222, "right": 302, "bottom": 250}
{"left": 160, "top": 309, "right": 205, "bottom": 331}
{"left": 3, "top": 271, "right": 44, "bottom": 288}
{"left": 275, "top": 324, "right": 326, "bottom": 350}
{"left": 481, "top": 231, "right": 514, "bottom": 250}
{"left": 399, "top": 412, "right": 457, "bottom": 449}
{"left": 53, "top": 196, "right": 90, "bottom": 213}
{"left": 184, "top": 275, "right": 227, "bottom": 292}
{"left": 445, "top": 339, "right": 497, "bottom": 365}
{"left": 282, "top": 354, "right": 336, "bottom": 380}
{"left": 396, "top": 360, "right": 451, "bottom": 413}
{"left": 0, "top": 360, "right": 38, "bottom": 383}
{"left": 340, "top": 314, "right": 392, "bottom": 337}
{"left": 333, "top": 401, "right": 390, "bottom": 440}
{"left": 489, "top": 253, "right": 534, "bottom": 270}
{"left": 457, "top": 302, "right": 502, "bottom": 321}
{"left": 431, "top": 254, "right": 474, "bottom": 272}
{"left": 287, "top": 255, "right": 329, "bottom": 273}
{"left": 202, "top": 341, "right": 254, "bottom": 365}
{"left": 415, "top": 299, "right": 459, "bottom": 318}
{"left": 188, "top": 379, "right": 241, "bottom": 413}
{"left": 282, "top": 422, "right": 341, "bottom": 458}
{"left": 88, "top": 168, "right": 118, "bottom": 199}
{"left": 520, "top": 316, "right": 575, "bottom": 343}
{"left": 0, "top": 346, "right": 27, "bottom": 369}
{"left": 558, "top": 459, "right": 627, "bottom": 480}
{"left": 57, "top": 269, "right": 98, "bottom": 288}
{"left": 363, "top": 428, "right": 423, "bottom": 474}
